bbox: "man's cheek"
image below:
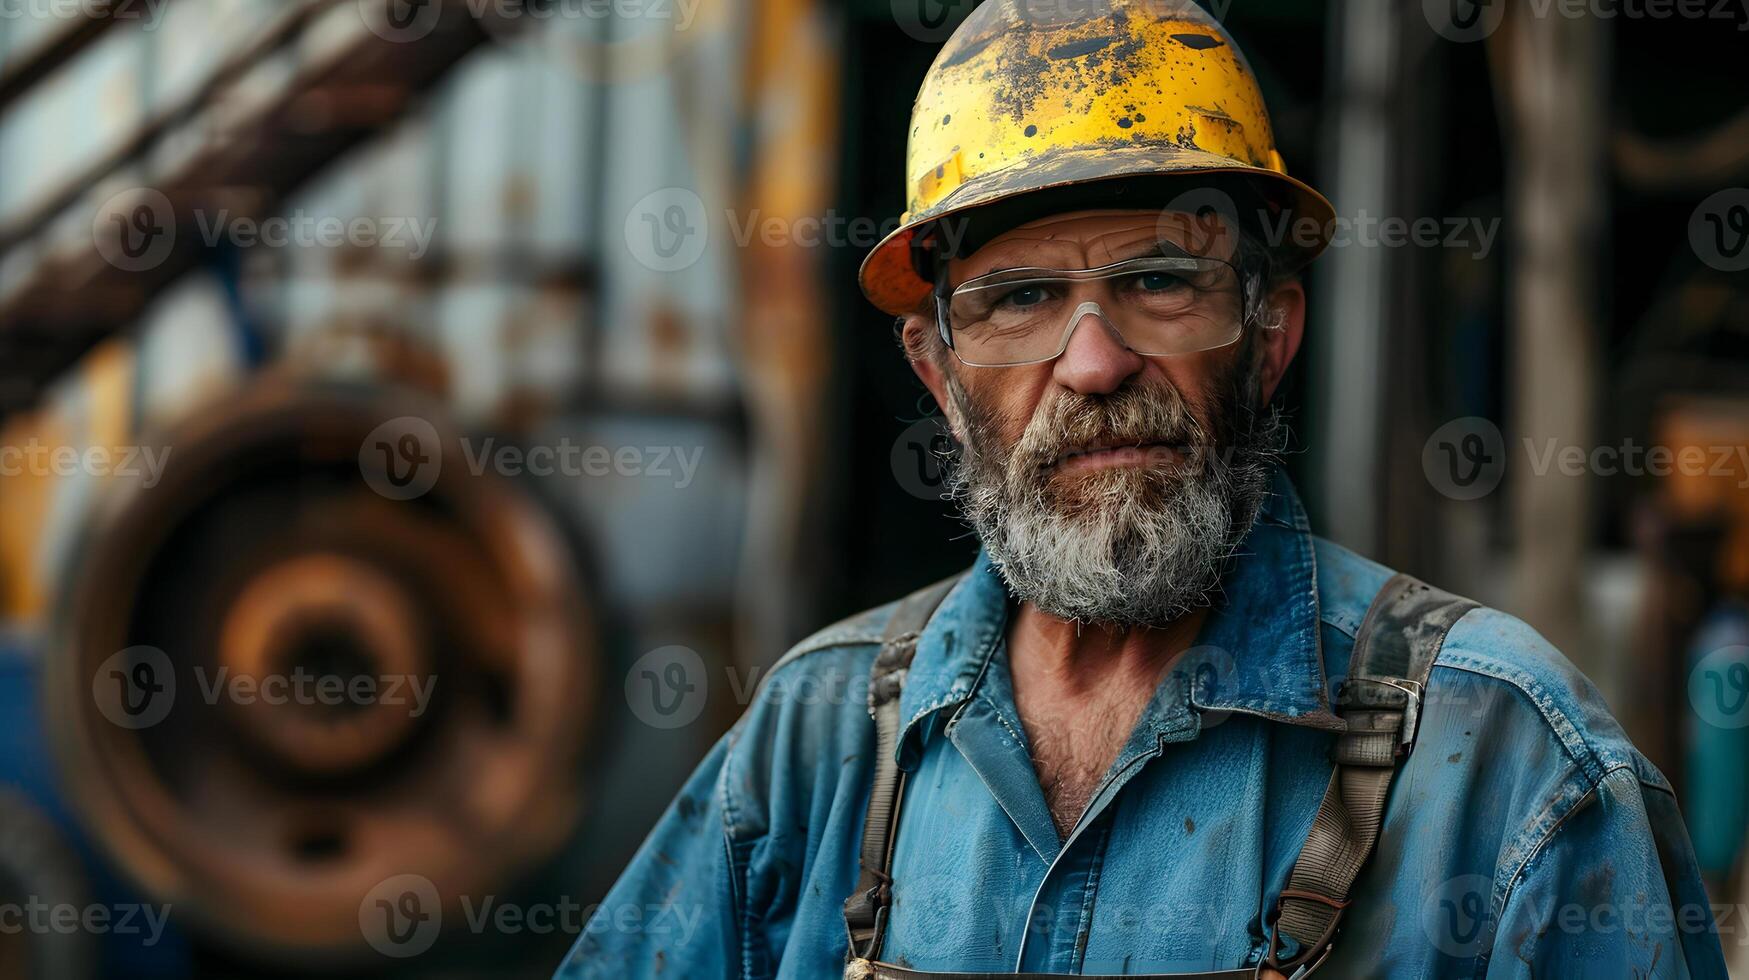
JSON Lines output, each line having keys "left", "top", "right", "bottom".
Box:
{"left": 964, "top": 368, "right": 1052, "bottom": 436}
{"left": 956, "top": 381, "right": 1037, "bottom": 460}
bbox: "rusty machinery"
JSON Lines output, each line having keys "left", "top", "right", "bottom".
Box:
{"left": 42, "top": 382, "right": 600, "bottom": 963}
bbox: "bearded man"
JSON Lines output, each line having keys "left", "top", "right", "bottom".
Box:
{"left": 557, "top": 0, "right": 1725, "bottom": 977}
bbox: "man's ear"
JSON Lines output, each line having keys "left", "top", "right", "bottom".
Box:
{"left": 901, "top": 314, "right": 955, "bottom": 422}
{"left": 1256, "top": 278, "right": 1305, "bottom": 404}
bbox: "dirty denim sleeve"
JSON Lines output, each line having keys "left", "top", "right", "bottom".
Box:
{"left": 553, "top": 733, "right": 740, "bottom": 980}
{"left": 552, "top": 638, "right": 877, "bottom": 980}
{"left": 1484, "top": 765, "right": 1726, "bottom": 979}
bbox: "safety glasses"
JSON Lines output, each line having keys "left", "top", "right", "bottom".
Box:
{"left": 935, "top": 253, "right": 1246, "bottom": 368}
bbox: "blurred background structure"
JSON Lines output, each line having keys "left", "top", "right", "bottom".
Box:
{"left": 0, "top": 0, "right": 1745, "bottom": 976}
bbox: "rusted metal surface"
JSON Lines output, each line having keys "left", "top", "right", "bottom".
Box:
{"left": 732, "top": 0, "right": 840, "bottom": 660}
{"left": 44, "top": 382, "right": 599, "bottom": 958}
{"left": 0, "top": 1, "right": 344, "bottom": 259}
{"left": 2, "top": 6, "right": 761, "bottom": 962}
{"left": 0, "top": 1, "right": 505, "bottom": 419}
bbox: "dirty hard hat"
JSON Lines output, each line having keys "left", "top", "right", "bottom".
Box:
{"left": 859, "top": 0, "right": 1336, "bottom": 316}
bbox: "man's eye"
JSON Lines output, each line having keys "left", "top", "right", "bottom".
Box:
{"left": 1131, "top": 271, "right": 1187, "bottom": 292}
{"left": 997, "top": 285, "right": 1050, "bottom": 308}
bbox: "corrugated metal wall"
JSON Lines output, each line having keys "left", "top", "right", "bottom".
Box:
{"left": 0, "top": 0, "right": 755, "bottom": 624}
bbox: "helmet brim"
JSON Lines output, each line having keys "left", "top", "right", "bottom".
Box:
{"left": 858, "top": 142, "right": 1336, "bottom": 316}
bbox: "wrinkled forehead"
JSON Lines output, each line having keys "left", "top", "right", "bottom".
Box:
{"left": 947, "top": 209, "right": 1239, "bottom": 283}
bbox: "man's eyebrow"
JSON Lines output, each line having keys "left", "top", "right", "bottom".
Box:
{"left": 963, "top": 237, "right": 1205, "bottom": 278}
{"left": 1101, "top": 239, "right": 1200, "bottom": 261}
{"left": 960, "top": 260, "right": 1041, "bottom": 279}
{"left": 962, "top": 251, "right": 1073, "bottom": 276}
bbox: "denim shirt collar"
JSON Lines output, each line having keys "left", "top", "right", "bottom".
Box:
{"left": 893, "top": 468, "right": 1341, "bottom": 767}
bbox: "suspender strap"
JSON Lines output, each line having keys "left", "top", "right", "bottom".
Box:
{"left": 842, "top": 570, "right": 1476, "bottom": 978}
{"left": 843, "top": 573, "right": 964, "bottom": 964}
{"left": 1264, "top": 573, "right": 1477, "bottom": 974}
{"left": 848, "top": 962, "right": 1258, "bottom": 980}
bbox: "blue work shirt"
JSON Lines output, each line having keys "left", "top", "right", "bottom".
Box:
{"left": 557, "top": 471, "right": 1726, "bottom": 978}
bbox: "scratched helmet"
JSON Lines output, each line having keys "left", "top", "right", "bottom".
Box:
{"left": 859, "top": 0, "right": 1336, "bottom": 315}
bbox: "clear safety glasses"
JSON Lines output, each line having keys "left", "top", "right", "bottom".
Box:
{"left": 935, "top": 253, "right": 1247, "bottom": 368}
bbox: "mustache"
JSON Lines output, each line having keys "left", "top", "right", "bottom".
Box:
{"left": 1009, "top": 382, "right": 1208, "bottom": 472}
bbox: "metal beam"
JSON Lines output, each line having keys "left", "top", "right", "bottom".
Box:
{"left": 0, "top": 0, "right": 508, "bottom": 418}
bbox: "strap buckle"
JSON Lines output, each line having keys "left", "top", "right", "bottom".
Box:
{"left": 843, "top": 897, "right": 889, "bottom": 961}
{"left": 1336, "top": 676, "right": 1423, "bottom": 753}
{"left": 1263, "top": 894, "right": 1343, "bottom": 977}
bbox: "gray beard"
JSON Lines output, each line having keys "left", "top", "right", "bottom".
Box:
{"left": 943, "top": 370, "right": 1282, "bottom": 628}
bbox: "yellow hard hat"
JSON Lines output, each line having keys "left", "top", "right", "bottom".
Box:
{"left": 859, "top": 0, "right": 1336, "bottom": 316}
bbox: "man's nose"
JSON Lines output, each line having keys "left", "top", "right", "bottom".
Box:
{"left": 1051, "top": 307, "right": 1147, "bottom": 396}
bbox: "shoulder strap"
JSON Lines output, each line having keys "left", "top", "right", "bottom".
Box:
{"left": 1265, "top": 573, "right": 1477, "bottom": 974}
{"left": 843, "top": 572, "right": 964, "bottom": 965}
